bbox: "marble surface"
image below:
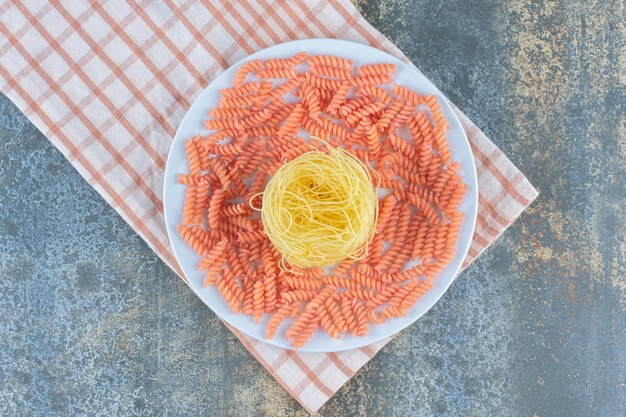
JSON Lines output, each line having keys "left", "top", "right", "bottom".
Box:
{"left": 0, "top": 0, "right": 624, "bottom": 416}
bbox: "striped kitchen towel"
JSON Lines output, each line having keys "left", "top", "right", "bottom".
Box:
{"left": 0, "top": 0, "right": 538, "bottom": 413}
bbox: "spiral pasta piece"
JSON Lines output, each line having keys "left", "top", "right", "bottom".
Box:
{"left": 350, "top": 269, "right": 386, "bottom": 292}
{"left": 314, "top": 117, "right": 351, "bottom": 140}
{"left": 299, "top": 84, "right": 322, "bottom": 119}
{"left": 204, "top": 262, "right": 224, "bottom": 287}
{"left": 267, "top": 78, "right": 302, "bottom": 101}
{"left": 341, "top": 301, "right": 357, "bottom": 334}
{"left": 178, "top": 225, "right": 213, "bottom": 257}
{"left": 352, "top": 302, "right": 368, "bottom": 336}
{"left": 208, "top": 143, "right": 243, "bottom": 157}
{"left": 408, "top": 193, "right": 440, "bottom": 224}
{"left": 181, "top": 184, "right": 197, "bottom": 225}
{"left": 333, "top": 289, "right": 376, "bottom": 301}
{"left": 242, "top": 280, "right": 255, "bottom": 315}
{"left": 425, "top": 94, "right": 450, "bottom": 133}
{"left": 376, "top": 98, "right": 403, "bottom": 132}
{"left": 221, "top": 81, "right": 265, "bottom": 98}
{"left": 185, "top": 139, "right": 202, "bottom": 176}
{"left": 241, "top": 147, "right": 266, "bottom": 178}
{"left": 281, "top": 289, "right": 318, "bottom": 303}
{"left": 315, "top": 87, "right": 335, "bottom": 103}
{"left": 308, "top": 55, "right": 353, "bottom": 70}
{"left": 383, "top": 263, "right": 427, "bottom": 283}
{"left": 399, "top": 281, "right": 433, "bottom": 312}
{"left": 225, "top": 249, "right": 245, "bottom": 279}
{"left": 216, "top": 272, "right": 243, "bottom": 313}
{"left": 256, "top": 68, "right": 297, "bottom": 79}
{"left": 393, "top": 84, "right": 422, "bottom": 104}
{"left": 241, "top": 108, "right": 272, "bottom": 127}
{"left": 442, "top": 181, "right": 468, "bottom": 216}
{"left": 433, "top": 162, "right": 460, "bottom": 194}
{"left": 366, "top": 283, "right": 400, "bottom": 310}
{"left": 351, "top": 73, "right": 393, "bottom": 86}
{"left": 376, "top": 203, "right": 411, "bottom": 273}
{"left": 345, "top": 101, "right": 385, "bottom": 126}
{"left": 277, "top": 105, "right": 306, "bottom": 137}
{"left": 320, "top": 276, "right": 360, "bottom": 291}
{"left": 358, "top": 63, "right": 396, "bottom": 77}
{"left": 285, "top": 287, "right": 334, "bottom": 340}
{"left": 207, "top": 189, "right": 225, "bottom": 229}
{"left": 305, "top": 72, "right": 344, "bottom": 90}
{"left": 263, "top": 274, "right": 277, "bottom": 312}
{"left": 388, "top": 132, "right": 416, "bottom": 159}
{"left": 358, "top": 85, "right": 393, "bottom": 105}
{"left": 210, "top": 107, "right": 249, "bottom": 119}
{"left": 192, "top": 179, "right": 209, "bottom": 224}
{"left": 363, "top": 119, "right": 380, "bottom": 156}
{"left": 389, "top": 101, "right": 414, "bottom": 130}
{"left": 219, "top": 94, "right": 263, "bottom": 109}
{"left": 245, "top": 126, "right": 278, "bottom": 138}
{"left": 266, "top": 52, "right": 308, "bottom": 69}
{"left": 177, "top": 174, "right": 204, "bottom": 186}
{"left": 284, "top": 275, "right": 322, "bottom": 290}
{"left": 235, "top": 229, "right": 266, "bottom": 245}
{"left": 291, "top": 318, "right": 319, "bottom": 348}
{"left": 316, "top": 301, "right": 339, "bottom": 338}
{"left": 367, "top": 195, "right": 397, "bottom": 264}
{"left": 266, "top": 103, "right": 295, "bottom": 128}
{"left": 233, "top": 59, "right": 263, "bottom": 86}
{"left": 244, "top": 280, "right": 262, "bottom": 323}
{"left": 310, "top": 65, "right": 353, "bottom": 80}
{"left": 411, "top": 113, "right": 435, "bottom": 147}
{"left": 265, "top": 303, "right": 294, "bottom": 339}
{"left": 221, "top": 203, "right": 248, "bottom": 217}
{"left": 332, "top": 259, "right": 357, "bottom": 277}
{"left": 337, "top": 97, "right": 368, "bottom": 117}
{"left": 426, "top": 155, "right": 442, "bottom": 186}
{"left": 204, "top": 130, "right": 234, "bottom": 146}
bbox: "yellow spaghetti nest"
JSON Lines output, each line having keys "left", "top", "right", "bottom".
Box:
{"left": 261, "top": 146, "right": 378, "bottom": 269}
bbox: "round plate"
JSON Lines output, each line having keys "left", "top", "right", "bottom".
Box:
{"left": 163, "top": 39, "right": 478, "bottom": 352}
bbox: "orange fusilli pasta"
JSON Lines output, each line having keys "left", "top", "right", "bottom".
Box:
{"left": 177, "top": 53, "right": 467, "bottom": 349}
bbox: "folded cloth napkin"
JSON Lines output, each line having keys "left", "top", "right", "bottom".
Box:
{"left": 0, "top": 0, "right": 538, "bottom": 413}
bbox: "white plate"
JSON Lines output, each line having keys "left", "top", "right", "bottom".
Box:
{"left": 163, "top": 39, "right": 478, "bottom": 352}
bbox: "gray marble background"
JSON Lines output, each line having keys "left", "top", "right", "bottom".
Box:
{"left": 0, "top": 0, "right": 624, "bottom": 416}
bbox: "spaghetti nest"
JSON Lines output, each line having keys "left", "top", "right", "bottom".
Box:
{"left": 261, "top": 146, "right": 378, "bottom": 268}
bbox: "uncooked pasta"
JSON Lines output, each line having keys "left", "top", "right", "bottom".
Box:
{"left": 259, "top": 146, "right": 378, "bottom": 269}
{"left": 176, "top": 52, "right": 468, "bottom": 349}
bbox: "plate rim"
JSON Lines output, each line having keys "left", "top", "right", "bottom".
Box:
{"left": 163, "top": 38, "right": 479, "bottom": 352}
